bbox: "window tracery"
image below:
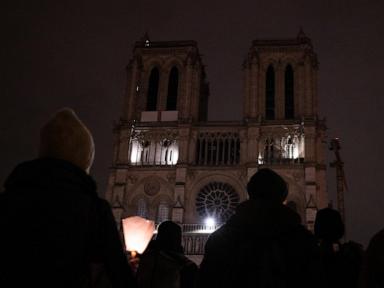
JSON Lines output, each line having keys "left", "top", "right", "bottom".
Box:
{"left": 195, "top": 182, "right": 240, "bottom": 222}
{"left": 129, "top": 129, "right": 179, "bottom": 166}
{"left": 258, "top": 127, "right": 305, "bottom": 164}
{"left": 195, "top": 132, "right": 240, "bottom": 166}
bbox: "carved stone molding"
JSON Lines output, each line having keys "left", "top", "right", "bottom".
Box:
{"left": 144, "top": 178, "right": 160, "bottom": 196}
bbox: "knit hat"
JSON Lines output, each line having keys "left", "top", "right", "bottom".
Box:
{"left": 246, "top": 168, "right": 288, "bottom": 202}
{"left": 39, "top": 108, "right": 95, "bottom": 173}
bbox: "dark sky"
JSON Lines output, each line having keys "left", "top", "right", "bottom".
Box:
{"left": 2, "top": 0, "right": 384, "bottom": 246}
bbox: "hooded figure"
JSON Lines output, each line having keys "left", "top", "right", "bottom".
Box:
{"left": 0, "top": 108, "right": 136, "bottom": 288}
{"left": 136, "top": 221, "right": 198, "bottom": 288}
{"left": 198, "top": 168, "right": 320, "bottom": 288}
{"left": 363, "top": 228, "right": 384, "bottom": 288}
{"left": 314, "top": 208, "right": 363, "bottom": 288}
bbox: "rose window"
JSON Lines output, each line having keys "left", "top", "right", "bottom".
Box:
{"left": 195, "top": 182, "right": 240, "bottom": 222}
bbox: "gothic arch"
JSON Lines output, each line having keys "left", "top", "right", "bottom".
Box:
{"left": 166, "top": 66, "right": 179, "bottom": 110}
{"left": 163, "top": 57, "right": 184, "bottom": 72}
{"left": 146, "top": 67, "right": 160, "bottom": 111}
{"left": 151, "top": 193, "right": 173, "bottom": 223}
{"left": 164, "top": 59, "right": 184, "bottom": 111}
{"left": 128, "top": 193, "right": 149, "bottom": 218}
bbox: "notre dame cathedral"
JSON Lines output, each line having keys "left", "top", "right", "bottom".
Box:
{"left": 105, "top": 31, "right": 328, "bottom": 259}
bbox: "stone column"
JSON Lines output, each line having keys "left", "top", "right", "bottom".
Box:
{"left": 275, "top": 63, "right": 284, "bottom": 120}
{"left": 190, "top": 66, "right": 201, "bottom": 122}
{"left": 182, "top": 63, "right": 193, "bottom": 121}
{"left": 247, "top": 126, "right": 260, "bottom": 164}
{"left": 117, "top": 127, "right": 131, "bottom": 165}
{"left": 304, "top": 59, "right": 313, "bottom": 117}
{"left": 297, "top": 62, "right": 305, "bottom": 116}
{"left": 239, "top": 128, "right": 248, "bottom": 165}
{"left": 188, "top": 129, "right": 198, "bottom": 164}
{"left": 177, "top": 126, "right": 190, "bottom": 165}
{"left": 304, "top": 126, "right": 315, "bottom": 162}
{"left": 124, "top": 60, "right": 141, "bottom": 121}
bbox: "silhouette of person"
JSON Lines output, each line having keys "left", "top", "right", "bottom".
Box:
{"left": 361, "top": 228, "right": 384, "bottom": 288}
{"left": 0, "top": 108, "right": 137, "bottom": 288}
{"left": 198, "top": 168, "right": 320, "bottom": 288}
{"left": 136, "top": 220, "right": 198, "bottom": 288}
{"left": 314, "top": 208, "right": 363, "bottom": 288}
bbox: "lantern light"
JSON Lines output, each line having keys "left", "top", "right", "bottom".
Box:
{"left": 122, "top": 216, "right": 155, "bottom": 257}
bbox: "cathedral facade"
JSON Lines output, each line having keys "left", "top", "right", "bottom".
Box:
{"left": 105, "top": 32, "right": 328, "bottom": 256}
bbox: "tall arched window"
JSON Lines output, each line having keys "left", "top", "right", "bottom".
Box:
{"left": 137, "top": 198, "right": 147, "bottom": 218}
{"left": 285, "top": 65, "right": 294, "bottom": 119}
{"left": 146, "top": 68, "right": 159, "bottom": 111}
{"left": 157, "top": 201, "right": 170, "bottom": 223}
{"left": 166, "top": 67, "right": 178, "bottom": 110}
{"left": 265, "top": 65, "right": 275, "bottom": 120}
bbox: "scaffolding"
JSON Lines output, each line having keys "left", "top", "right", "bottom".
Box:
{"left": 329, "top": 138, "right": 348, "bottom": 234}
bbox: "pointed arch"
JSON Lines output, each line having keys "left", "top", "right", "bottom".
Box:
{"left": 146, "top": 67, "right": 159, "bottom": 111}
{"left": 157, "top": 201, "right": 170, "bottom": 223}
{"left": 285, "top": 64, "right": 294, "bottom": 119}
{"left": 265, "top": 65, "right": 275, "bottom": 120}
{"left": 137, "top": 198, "right": 147, "bottom": 218}
{"left": 166, "top": 66, "right": 179, "bottom": 110}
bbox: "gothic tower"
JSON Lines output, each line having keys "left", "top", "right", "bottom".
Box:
{"left": 106, "top": 32, "right": 328, "bottom": 258}
{"left": 242, "top": 30, "right": 328, "bottom": 229}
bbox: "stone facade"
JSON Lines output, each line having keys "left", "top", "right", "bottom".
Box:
{"left": 105, "top": 32, "right": 328, "bottom": 255}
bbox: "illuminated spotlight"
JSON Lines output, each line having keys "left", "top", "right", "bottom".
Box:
{"left": 205, "top": 217, "right": 216, "bottom": 227}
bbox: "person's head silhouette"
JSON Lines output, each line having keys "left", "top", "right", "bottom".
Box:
{"left": 247, "top": 168, "right": 288, "bottom": 203}
{"left": 156, "top": 221, "right": 183, "bottom": 253}
{"left": 314, "top": 208, "right": 344, "bottom": 242}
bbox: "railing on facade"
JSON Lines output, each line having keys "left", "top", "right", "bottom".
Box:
{"left": 181, "top": 224, "right": 221, "bottom": 255}
{"left": 153, "top": 223, "right": 220, "bottom": 255}
{"left": 181, "top": 223, "right": 221, "bottom": 233}
{"left": 182, "top": 234, "right": 210, "bottom": 255}
{"left": 259, "top": 157, "right": 305, "bottom": 165}
{"left": 195, "top": 131, "right": 241, "bottom": 166}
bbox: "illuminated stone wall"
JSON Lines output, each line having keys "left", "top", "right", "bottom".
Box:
{"left": 106, "top": 33, "right": 328, "bottom": 238}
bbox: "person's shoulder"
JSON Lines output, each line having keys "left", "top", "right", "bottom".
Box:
{"left": 161, "top": 250, "right": 198, "bottom": 276}
{"left": 205, "top": 224, "right": 228, "bottom": 247}
{"left": 341, "top": 241, "right": 364, "bottom": 257}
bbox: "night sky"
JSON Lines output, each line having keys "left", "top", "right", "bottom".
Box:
{"left": 2, "top": 0, "right": 384, "bottom": 246}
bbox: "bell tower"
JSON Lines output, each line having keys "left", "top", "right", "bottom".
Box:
{"left": 243, "top": 30, "right": 328, "bottom": 230}
{"left": 122, "top": 34, "right": 209, "bottom": 124}
{"left": 107, "top": 35, "right": 209, "bottom": 229}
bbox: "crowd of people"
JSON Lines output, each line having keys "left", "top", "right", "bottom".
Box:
{"left": 0, "top": 108, "right": 383, "bottom": 288}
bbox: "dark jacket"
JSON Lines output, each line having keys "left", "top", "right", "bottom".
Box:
{"left": 198, "top": 199, "right": 320, "bottom": 288}
{"left": 318, "top": 240, "right": 363, "bottom": 288}
{"left": 0, "top": 158, "right": 136, "bottom": 288}
{"left": 136, "top": 240, "right": 198, "bottom": 288}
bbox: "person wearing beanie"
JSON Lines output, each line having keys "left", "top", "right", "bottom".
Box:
{"left": 198, "top": 168, "right": 320, "bottom": 288}
{"left": 39, "top": 108, "right": 95, "bottom": 173}
{"left": 0, "top": 108, "right": 137, "bottom": 288}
